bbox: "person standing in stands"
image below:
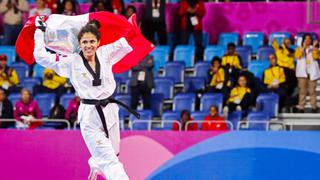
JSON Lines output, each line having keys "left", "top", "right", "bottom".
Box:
{"left": 179, "top": 0, "right": 206, "bottom": 61}
{"left": 0, "top": 0, "right": 29, "bottom": 45}
{"left": 172, "top": 110, "right": 198, "bottom": 131}
{"left": 202, "top": 105, "right": 227, "bottom": 131}
{"left": 0, "top": 88, "right": 14, "bottom": 128}
{"left": 130, "top": 55, "right": 154, "bottom": 110}
{"left": 14, "top": 89, "right": 42, "bottom": 129}
{"left": 295, "top": 33, "right": 320, "bottom": 113}
{"left": 65, "top": 95, "right": 80, "bottom": 125}
{"left": 106, "top": 0, "right": 125, "bottom": 15}
{"left": 0, "top": 54, "right": 20, "bottom": 93}
{"left": 58, "top": 0, "right": 77, "bottom": 15}
{"left": 90, "top": 0, "right": 107, "bottom": 12}
{"left": 142, "top": 0, "right": 167, "bottom": 45}
{"left": 29, "top": 0, "right": 52, "bottom": 16}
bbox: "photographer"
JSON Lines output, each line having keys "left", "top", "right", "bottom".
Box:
{"left": 0, "top": 0, "right": 29, "bottom": 45}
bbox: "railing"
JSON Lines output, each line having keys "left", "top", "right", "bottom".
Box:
{"left": 237, "top": 120, "right": 285, "bottom": 131}
{"left": 131, "top": 120, "right": 181, "bottom": 131}
{"left": 185, "top": 120, "right": 234, "bottom": 131}
{"left": 0, "top": 118, "right": 71, "bottom": 130}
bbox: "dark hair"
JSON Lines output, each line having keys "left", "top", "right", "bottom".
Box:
{"left": 126, "top": 5, "right": 137, "bottom": 13}
{"left": 211, "top": 56, "right": 221, "bottom": 66}
{"left": 77, "top": 20, "right": 101, "bottom": 42}
{"left": 301, "top": 33, "right": 313, "bottom": 47}
{"left": 227, "top": 43, "right": 236, "bottom": 49}
{"left": 61, "top": 0, "right": 77, "bottom": 13}
{"left": 180, "top": 109, "right": 191, "bottom": 119}
{"left": 210, "top": 105, "right": 218, "bottom": 111}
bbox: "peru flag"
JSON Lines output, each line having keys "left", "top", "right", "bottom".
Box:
{"left": 15, "top": 12, "right": 155, "bottom": 73}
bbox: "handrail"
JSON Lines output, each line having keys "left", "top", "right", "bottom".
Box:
{"left": 0, "top": 118, "right": 71, "bottom": 130}
{"left": 237, "top": 120, "right": 285, "bottom": 131}
{"left": 131, "top": 120, "right": 181, "bottom": 131}
{"left": 185, "top": 120, "right": 234, "bottom": 131}
{"left": 283, "top": 119, "right": 320, "bottom": 131}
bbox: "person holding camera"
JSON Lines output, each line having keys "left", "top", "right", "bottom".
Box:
{"left": 0, "top": 0, "right": 29, "bottom": 45}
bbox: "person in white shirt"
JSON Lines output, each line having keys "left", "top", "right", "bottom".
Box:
{"left": 29, "top": 0, "right": 51, "bottom": 16}
{"left": 33, "top": 17, "right": 135, "bottom": 180}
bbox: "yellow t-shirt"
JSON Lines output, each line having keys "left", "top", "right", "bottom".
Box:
{"left": 209, "top": 68, "right": 225, "bottom": 87}
{"left": 263, "top": 66, "right": 285, "bottom": 86}
{"left": 221, "top": 54, "right": 242, "bottom": 69}
{"left": 0, "top": 68, "right": 19, "bottom": 89}
{"left": 272, "top": 41, "right": 295, "bottom": 70}
{"left": 228, "top": 86, "right": 251, "bottom": 104}
{"left": 42, "top": 68, "right": 67, "bottom": 89}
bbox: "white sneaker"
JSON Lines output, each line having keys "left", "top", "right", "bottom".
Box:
{"left": 236, "top": 105, "right": 242, "bottom": 111}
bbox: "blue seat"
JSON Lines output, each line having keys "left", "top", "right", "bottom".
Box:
{"left": 0, "top": 46, "right": 16, "bottom": 65}
{"left": 33, "top": 63, "right": 45, "bottom": 79}
{"left": 191, "top": 111, "right": 207, "bottom": 121}
{"left": 60, "top": 93, "right": 75, "bottom": 110}
{"left": 269, "top": 32, "right": 291, "bottom": 45}
{"left": 114, "top": 94, "right": 131, "bottom": 116}
{"left": 34, "top": 93, "right": 56, "bottom": 117}
{"left": 200, "top": 93, "right": 223, "bottom": 113}
{"left": 189, "top": 32, "right": 210, "bottom": 47}
{"left": 236, "top": 45, "right": 252, "bottom": 68}
{"left": 173, "top": 93, "right": 196, "bottom": 112}
{"left": 248, "top": 60, "right": 270, "bottom": 79}
{"left": 11, "top": 62, "right": 29, "bottom": 82}
{"left": 243, "top": 32, "right": 264, "bottom": 54}
{"left": 151, "top": 93, "right": 164, "bottom": 117}
{"left": 228, "top": 111, "right": 242, "bottom": 129}
{"left": 245, "top": 111, "right": 270, "bottom": 130}
{"left": 218, "top": 33, "right": 239, "bottom": 49}
{"left": 8, "top": 93, "right": 21, "bottom": 106}
{"left": 256, "top": 93, "right": 279, "bottom": 118}
{"left": 164, "top": 61, "right": 185, "bottom": 83}
{"left": 130, "top": 110, "right": 153, "bottom": 130}
{"left": 154, "top": 77, "right": 174, "bottom": 99}
{"left": 204, "top": 45, "right": 225, "bottom": 61}
{"left": 295, "top": 32, "right": 318, "bottom": 46}
{"left": 161, "top": 111, "right": 180, "bottom": 130}
{"left": 166, "top": 32, "right": 177, "bottom": 50}
{"left": 114, "top": 71, "right": 130, "bottom": 84}
{"left": 184, "top": 77, "right": 205, "bottom": 92}
{"left": 114, "top": 77, "right": 122, "bottom": 94}
{"left": 257, "top": 46, "right": 275, "bottom": 61}
{"left": 174, "top": 45, "right": 195, "bottom": 67}
{"left": 194, "top": 61, "right": 210, "bottom": 82}
{"left": 150, "top": 45, "right": 170, "bottom": 73}
{"left": 21, "top": 78, "right": 41, "bottom": 94}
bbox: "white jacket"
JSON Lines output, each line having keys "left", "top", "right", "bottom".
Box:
{"left": 295, "top": 46, "right": 320, "bottom": 81}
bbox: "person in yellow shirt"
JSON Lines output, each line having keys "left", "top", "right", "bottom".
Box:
{"left": 221, "top": 43, "right": 242, "bottom": 87}
{"left": 0, "top": 54, "right": 20, "bottom": 93}
{"left": 33, "top": 68, "right": 67, "bottom": 102}
{"left": 223, "top": 75, "right": 251, "bottom": 117}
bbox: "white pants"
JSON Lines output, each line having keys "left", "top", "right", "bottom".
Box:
{"left": 79, "top": 103, "right": 129, "bottom": 180}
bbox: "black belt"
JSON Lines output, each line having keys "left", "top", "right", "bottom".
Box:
{"left": 81, "top": 97, "right": 140, "bottom": 138}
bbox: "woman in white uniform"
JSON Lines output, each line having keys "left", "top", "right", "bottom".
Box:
{"left": 34, "top": 18, "right": 138, "bottom": 180}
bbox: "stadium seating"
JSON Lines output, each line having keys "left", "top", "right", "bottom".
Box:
{"left": 174, "top": 45, "right": 196, "bottom": 67}
{"left": 114, "top": 76, "right": 122, "bottom": 94}
{"left": 130, "top": 110, "right": 153, "bottom": 130}
{"left": 162, "top": 111, "right": 180, "bottom": 121}
{"left": 154, "top": 77, "right": 174, "bottom": 99}
{"left": 248, "top": 60, "right": 270, "bottom": 79}
{"left": 151, "top": 93, "right": 164, "bottom": 117}
{"left": 8, "top": 93, "right": 21, "bottom": 106}
{"left": 184, "top": 77, "right": 205, "bottom": 92}
{"left": 245, "top": 111, "right": 271, "bottom": 130}
{"left": 173, "top": 93, "right": 196, "bottom": 112}
{"left": 0, "top": 46, "right": 16, "bottom": 66}
{"left": 257, "top": 46, "right": 275, "bottom": 61}
{"left": 194, "top": 61, "right": 210, "bottom": 82}
{"left": 150, "top": 45, "right": 170, "bottom": 73}
{"left": 164, "top": 61, "right": 185, "bottom": 83}
{"left": 34, "top": 93, "right": 56, "bottom": 117}
{"left": 114, "top": 71, "right": 130, "bottom": 84}
{"left": 200, "top": 93, "right": 224, "bottom": 113}
{"left": 11, "top": 62, "right": 29, "bottom": 82}
{"left": 236, "top": 45, "right": 252, "bottom": 68}
{"left": 21, "top": 78, "right": 41, "bottom": 94}
{"left": 294, "top": 32, "right": 318, "bottom": 46}
{"left": 256, "top": 93, "right": 279, "bottom": 118}
{"left": 191, "top": 111, "right": 207, "bottom": 121}
{"left": 218, "top": 33, "right": 239, "bottom": 49}
{"left": 60, "top": 93, "right": 76, "bottom": 110}
{"left": 114, "top": 94, "right": 131, "bottom": 116}
{"left": 204, "top": 45, "right": 225, "bottom": 61}
{"left": 227, "top": 111, "right": 242, "bottom": 129}
{"left": 32, "top": 63, "right": 45, "bottom": 79}
{"left": 243, "top": 32, "right": 264, "bottom": 54}
{"left": 189, "top": 32, "right": 210, "bottom": 47}
{"left": 268, "top": 32, "right": 291, "bottom": 45}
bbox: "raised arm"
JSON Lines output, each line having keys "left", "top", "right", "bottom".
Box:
{"left": 33, "top": 29, "right": 72, "bottom": 78}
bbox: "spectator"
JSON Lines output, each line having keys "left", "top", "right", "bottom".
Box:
{"left": 141, "top": 0, "right": 167, "bottom": 45}
{"left": 130, "top": 55, "right": 154, "bottom": 110}
{"left": 223, "top": 75, "right": 251, "bottom": 116}
{"left": 14, "top": 89, "right": 42, "bottom": 129}
{"left": 0, "top": 0, "right": 29, "bottom": 45}
{"left": 295, "top": 33, "right": 320, "bottom": 113}
{"left": 29, "top": 0, "right": 51, "bottom": 16}
{"left": 178, "top": 0, "right": 206, "bottom": 60}
{"left": 202, "top": 105, "right": 227, "bottom": 131}
{"left": 89, "top": 0, "right": 107, "bottom": 12}
{"left": 207, "top": 56, "right": 230, "bottom": 97}
{"left": 172, "top": 110, "right": 198, "bottom": 131}
{"left": 0, "top": 88, "right": 14, "bottom": 128}
{"left": 0, "top": 54, "right": 20, "bottom": 93}
{"left": 46, "top": 0, "right": 59, "bottom": 14}
{"left": 58, "top": 0, "right": 77, "bottom": 15}
{"left": 221, "top": 43, "right": 242, "bottom": 86}
{"left": 65, "top": 95, "right": 80, "bottom": 124}
{"left": 105, "top": 0, "right": 125, "bottom": 15}
{"left": 33, "top": 68, "right": 67, "bottom": 102}
{"left": 125, "top": 5, "right": 137, "bottom": 19}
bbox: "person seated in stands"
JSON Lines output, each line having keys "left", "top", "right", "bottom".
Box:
{"left": 29, "top": 0, "right": 51, "bottom": 16}
{"left": 58, "top": 0, "right": 77, "bottom": 15}
{"left": 262, "top": 54, "right": 287, "bottom": 110}
{"left": 105, "top": 0, "right": 125, "bottom": 15}
{"left": 272, "top": 38, "right": 297, "bottom": 95}
{"left": 202, "top": 105, "right": 227, "bottom": 131}
{"left": 33, "top": 68, "right": 67, "bottom": 102}
{"left": 89, "top": 0, "right": 107, "bottom": 12}
{"left": 65, "top": 95, "right": 80, "bottom": 125}
{"left": 223, "top": 75, "right": 251, "bottom": 117}
{"left": 0, "top": 88, "right": 14, "bottom": 128}
{"left": 14, "top": 89, "right": 42, "bottom": 129}
{"left": 125, "top": 5, "right": 137, "bottom": 20}
{"left": 0, "top": 54, "right": 20, "bottom": 93}
{"left": 172, "top": 110, "right": 198, "bottom": 131}
{"left": 206, "top": 56, "right": 230, "bottom": 98}
{"left": 221, "top": 43, "right": 242, "bottom": 86}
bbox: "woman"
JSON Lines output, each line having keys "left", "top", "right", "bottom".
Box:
{"left": 14, "top": 89, "right": 42, "bottom": 129}
{"left": 172, "top": 110, "right": 198, "bottom": 131}
{"left": 34, "top": 18, "right": 132, "bottom": 179}
{"left": 58, "top": 0, "right": 77, "bottom": 15}
{"left": 65, "top": 95, "right": 80, "bottom": 124}
{"left": 295, "top": 33, "right": 320, "bottom": 113}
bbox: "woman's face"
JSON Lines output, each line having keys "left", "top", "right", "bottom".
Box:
{"left": 238, "top": 76, "right": 247, "bottom": 87}
{"left": 21, "top": 90, "right": 31, "bottom": 104}
{"left": 79, "top": 32, "right": 100, "bottom": 58}
{"left": 64, "top": 1, "right": 74, "bottom": 11}
{"left": 304, "top": 35, "right": 312, "bottom": 47}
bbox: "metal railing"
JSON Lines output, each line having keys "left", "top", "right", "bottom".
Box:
{"left": 130, "top": 120, "right": 181, "bottom": 131}
{"left": 237, "top": 120, "right": 285, "bottom": 131}
{"left": 185, "top": 120, "right": 234, "bottom": 131}
{"left": 0, "top": 118, "right": 71, "bottom": 130}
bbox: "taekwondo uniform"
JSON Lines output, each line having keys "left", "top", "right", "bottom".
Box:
{"left": 34, "top": 29, "right": 131, "bottom": 180}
